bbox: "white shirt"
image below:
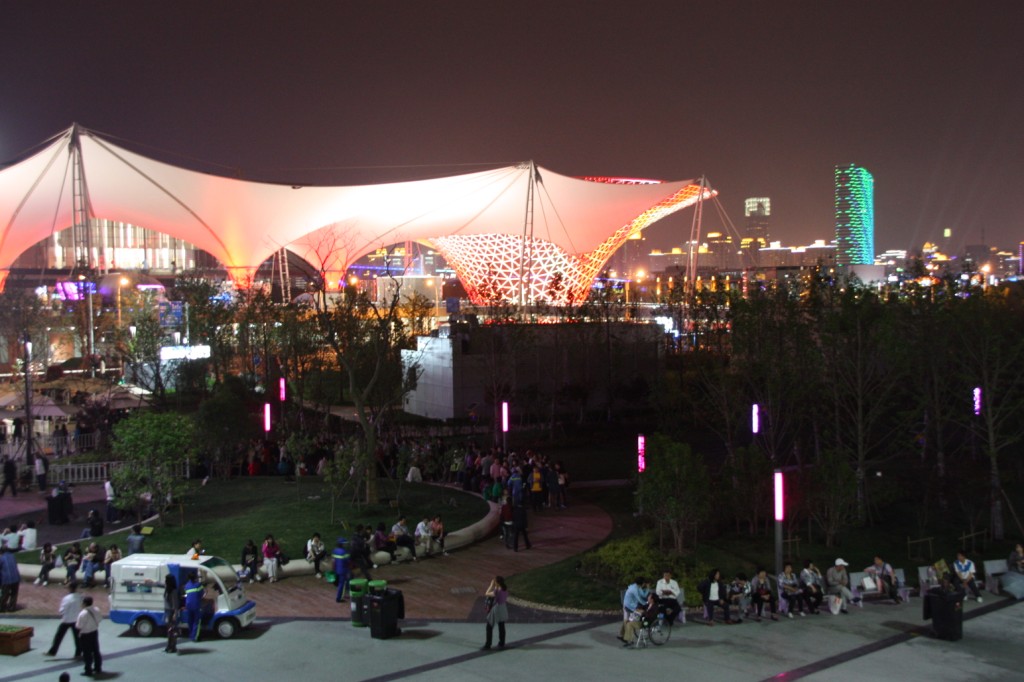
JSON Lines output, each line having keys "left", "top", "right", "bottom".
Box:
{"left": 709, "top": 582, "right": 720, "bottom": 601}
{"left": 104, "top": 480, "right": 115, "bottom": 502}
{"left": 656, "top": 578, "right": 680, "bottom": 600}
{"left": 75, "top": 605, "right": 102, "bottom": 634}
{"left": 59, "top": 592, "right": 84, "bottom": 624}
{"left": 18, "top": 527, "right": 37, "bottom": 551}
{"left": 414, "top": 521, "right": 430, "bottom": 539}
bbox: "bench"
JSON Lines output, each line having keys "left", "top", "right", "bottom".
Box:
{"left": 983, "top": 559, "right": 1008, "bottom": 595}
{"left": 849, "top": 568, "right": 911, "bottom": 602}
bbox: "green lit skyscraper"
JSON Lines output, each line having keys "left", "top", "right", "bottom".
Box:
{"left": 834, "top": 164, "right": 875, "bottom": 265}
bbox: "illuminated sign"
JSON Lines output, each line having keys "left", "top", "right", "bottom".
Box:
{"left": 752, "top": 403, "right": 760, "bottom": 434}
{"left": 159, "top": 345, "right": 211, "bottom": 361}
{"left": 637, "top": 434, "right": 646, "bottom": 473}
{"left": 501, "top": 401, "right": 509, "bottom": 433}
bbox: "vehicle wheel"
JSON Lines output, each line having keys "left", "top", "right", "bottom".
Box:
{"left": 650, "top": 620, "right": 671, "bottom": 645}
{"left": 134, "top": 616, "right": 156, "bottom": 637}
{"left": 215, "top": 617, "right": 239, "bottom": 639}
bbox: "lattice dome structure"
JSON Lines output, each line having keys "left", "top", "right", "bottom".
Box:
{"left": 433, "top": 180, "right": 710, "bottom": 305}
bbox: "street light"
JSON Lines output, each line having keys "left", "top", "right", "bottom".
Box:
{"left": 501, "top": 401, "right": 509, "bottom": 453}
{"left": 774, "top": 469, "right": 784, "bottom": 578}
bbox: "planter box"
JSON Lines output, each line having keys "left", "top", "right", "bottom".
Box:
{"left": 0, "top": 626, "right": 33, "bottom": 656}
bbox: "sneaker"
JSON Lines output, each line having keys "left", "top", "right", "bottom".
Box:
{"left": 840, "top": 608, "right": 850, "bottom": 614}
{"left": 799, "top": 611, "right": 806, "bottom": 617}
{"left": 786, "top": 612, "right": 794, "bottom": 619}
{"left": 977, "top": 597, "right": 983, "bottom": 603}
{"left": 443, "top": 552, "right": 450, "bottom": 556}
{"left": 34, "top": 578, "right": 41, "bottom": 585}
{"left": 316, "top": 573, "right": 322, "bottom": 579}
{"left": 42, "top": 580, "right": 48, "bottom": 586}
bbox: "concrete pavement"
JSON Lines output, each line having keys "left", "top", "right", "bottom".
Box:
{"left": 0, "top": 599, "right": 1020, "bottom": 682}
{"left": 3, "top": 482, "right": 1023, "bottom": 681}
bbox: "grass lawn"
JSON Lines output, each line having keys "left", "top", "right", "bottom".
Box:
{"left": 17, "top": 477, "right": 489, "bottom": 564}
{"left": 507, "top": 482, "right": 1024, "bottom": 611}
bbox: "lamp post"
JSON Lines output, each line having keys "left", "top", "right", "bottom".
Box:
{"left": 501, "top": 401, "right": 509, "bottom": 453}
{"left": 79, "top": 274, "right": 96, "bottom": 378}
{"left": 23, "top": 335, "right": 33, "bottom": 466}
{"left": 774, "top": 470, "right": 784, "bottom": 578}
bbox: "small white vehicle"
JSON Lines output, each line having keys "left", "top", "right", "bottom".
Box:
{"left": 109, "top": 553, "right": 256, "bottom": 639}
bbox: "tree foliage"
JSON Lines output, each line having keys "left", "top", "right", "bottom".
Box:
{"left": 111, "top": 411, "right": 195, "bottom": 525}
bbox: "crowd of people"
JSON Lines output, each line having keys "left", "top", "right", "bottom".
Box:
{"left": 620, "top": 546, "right": 1018, "bottom": 644}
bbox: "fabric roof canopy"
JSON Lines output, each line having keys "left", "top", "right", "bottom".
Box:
{"left": 0, "top": 126, "right": 701, "bottom": 291}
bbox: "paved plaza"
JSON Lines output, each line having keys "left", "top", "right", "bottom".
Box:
{"left": 2, "top": 485, "right": 1022, "bottom": 682}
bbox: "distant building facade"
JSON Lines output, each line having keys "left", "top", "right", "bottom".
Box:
{"left": 834, "top": 164, "right": 875, "bottom": 265}
{"left": 402, "top": 321, "right": 663, "bottom": 421}
{"left": 744, "top": 197, "right": 770, "bottom": 246}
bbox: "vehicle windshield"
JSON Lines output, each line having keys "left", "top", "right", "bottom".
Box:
{"left": 198, "top": 557, "right": 238, "bottom": 587}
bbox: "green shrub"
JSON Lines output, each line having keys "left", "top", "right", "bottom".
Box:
{"left": 579, "top": 533, "right": 713, "bottom": 608}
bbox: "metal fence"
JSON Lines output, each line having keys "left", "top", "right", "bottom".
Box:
{"left": 0, "top": 431, "right": 101, "bottom": 461}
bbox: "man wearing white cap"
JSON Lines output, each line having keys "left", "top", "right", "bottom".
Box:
{"left": 826, "top": 558, "right": 860, "bottom": 614}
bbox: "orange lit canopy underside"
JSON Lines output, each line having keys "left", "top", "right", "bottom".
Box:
{"left": 0, "top": 127, "right": 706, "bottom": 296}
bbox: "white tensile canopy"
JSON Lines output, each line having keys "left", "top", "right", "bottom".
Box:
{"left": 0, "top": 126, "right": 700, "bottom": 291}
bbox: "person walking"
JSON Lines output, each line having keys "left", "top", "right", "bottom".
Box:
{"left": 75, "top": 595, "right": 103, "bottom": 677}
{"left": 0, "top": 546, "right": 20, "bottom": 612}
{"left": 183, "top": 572, "right": 204, "bottom": 642}
{"left": 482, "top": 576, "right": 509, "bottom": 650}
{"left": 332, "top": 539, "right": 351, "bottom": 603}
{"left": 47, "top": 582, "right": 82, "bottom": 657}
{"left": 163, "top": 574, "right": 180, "bottom": 653}
{"left": 0, "top": 455, "right": 16, "bottom": 498}
{"left": 512, "top": 504, "right": 531, "bottom": 552}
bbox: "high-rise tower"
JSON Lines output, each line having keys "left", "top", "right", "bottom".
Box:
{"left": 834, "top": 164, "right": 875, "bottom": 265}
{"left": 744, "top": 197, "right": 770, "bottom": 247}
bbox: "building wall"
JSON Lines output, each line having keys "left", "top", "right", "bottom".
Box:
{"left": 402, "top": 321, "right": 664, "bottom": 421}
{"left": 834, "top": 164, "right": 875, "bottom": 265}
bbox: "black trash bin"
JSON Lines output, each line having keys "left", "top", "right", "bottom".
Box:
{"left": 369, "top": 588, "right": 404, "bottom": 639}
{"left": 923, "top": 587, "right": 964, "bottom": 641}
{"left": 46, "top": 495, "right": 61, "bottom": 525}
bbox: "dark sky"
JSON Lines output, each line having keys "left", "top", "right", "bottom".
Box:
{"left": 3, "top": 1, "right": 1023, "bottom": 255}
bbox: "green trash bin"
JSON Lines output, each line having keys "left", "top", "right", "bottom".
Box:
{"left": 368, "top": 580, "right": 388, "bottom": 595}
{"left": 350, "top": 578, "right": 369, "bottom": 628}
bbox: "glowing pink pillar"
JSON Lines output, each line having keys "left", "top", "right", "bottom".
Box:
{"left": 752, "top": 403, "right": 760, "bottom": 434}
{"left": 501, "top": 401, "right": 509, "bottom": 452}
{"left": 279, "top": 377, "right": 287, "bottom": 402}
{"left": 263, "top": 403, "right": 271, "bottom": 433}
{"left": 637, "top": 434, "right": 646, "bottom": 473}
{"left": 774, "top": 469, "right": 784, "bottom": 577}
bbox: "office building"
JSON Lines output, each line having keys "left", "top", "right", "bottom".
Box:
{"left": 834, "top": 164, "right": 875, "bottom": 265}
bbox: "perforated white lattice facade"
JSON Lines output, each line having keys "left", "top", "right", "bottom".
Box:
{"left": 432, "top": 181, "right": 711, "bottom": 305}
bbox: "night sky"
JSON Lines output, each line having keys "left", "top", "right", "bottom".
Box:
{"left": 3, "top": 1, "right": 1023, "bottom": 255}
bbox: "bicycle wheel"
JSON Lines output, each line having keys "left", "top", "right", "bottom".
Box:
{"left": 650, "top": 619, "right": 671, "bottom": 645}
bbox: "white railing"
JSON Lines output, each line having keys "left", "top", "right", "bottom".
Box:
{"left": 0, "top": 431, "right": 102, "bottom": 460}
{"left": 46, "top": 459, "right": 190, "bottom": 485}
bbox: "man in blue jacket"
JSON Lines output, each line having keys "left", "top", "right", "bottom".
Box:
{"left": 332, "top": 539, "right": 350, "bottom": 603}
{"left": 183, "top": 573, "right": 205, "bottom": 642}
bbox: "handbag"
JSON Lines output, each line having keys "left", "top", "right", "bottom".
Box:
{"left": 484, "top": 596, "right": 495, "bottom": 613}
{"left": 279, "top": 554, "right": 290, "bottom": 566}
{"left": 861, "top": 576, "right": 877, "bottom": 592}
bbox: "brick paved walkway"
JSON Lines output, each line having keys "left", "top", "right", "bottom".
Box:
{"left": 3, "top": 483, "right": 616, "bottom": 622}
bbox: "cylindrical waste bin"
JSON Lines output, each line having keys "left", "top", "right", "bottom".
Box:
{"left": 350, "top": 578, "right": 369, "bottom": 628}
{"left": 923, "top": 587, "right": 964, "bottom": 641}
{"left": 369, "top": 588, "right": 403, "bottom": 639}
{"left": 368, "top": 579, "right": 387, "bottom": 595}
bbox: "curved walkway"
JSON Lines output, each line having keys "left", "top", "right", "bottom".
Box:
{"left": 2, "top": 482, "right": 617, "bottom": 622}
